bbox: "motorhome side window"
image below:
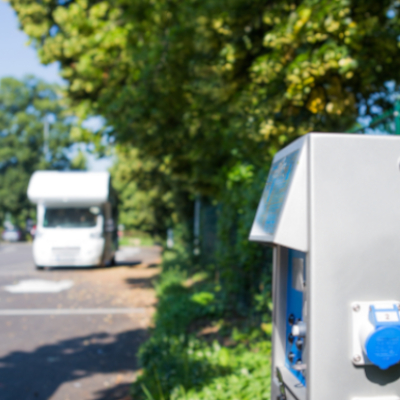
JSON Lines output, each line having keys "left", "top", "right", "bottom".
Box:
{"left": 43, "top": 207, "right": 101, "bottom": 228}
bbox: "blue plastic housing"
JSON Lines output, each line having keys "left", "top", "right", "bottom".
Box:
{"left": 365, "top": 305, "right": 400, "bottom": 370}
{"left": 285, "top": 249, "right": 306, "bottom": 385}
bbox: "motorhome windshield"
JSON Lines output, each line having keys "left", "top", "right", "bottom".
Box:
{"left": 43, "top": 207, "right": 101, "bottom": 228}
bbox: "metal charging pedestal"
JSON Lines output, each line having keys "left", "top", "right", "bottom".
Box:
{"left": 249, "top": 133, "right": 400, "bottom": 400}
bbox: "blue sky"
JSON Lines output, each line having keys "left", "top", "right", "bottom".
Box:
{"left": 0, "top": 2, "right": 112, "bottom": 171}
{"left": 0, "top": 2, "right": 63, "bottom": 83}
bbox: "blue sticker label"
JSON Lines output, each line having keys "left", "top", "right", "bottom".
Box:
{"left": 256, "top": 150, "right": 299, "bottom": 235}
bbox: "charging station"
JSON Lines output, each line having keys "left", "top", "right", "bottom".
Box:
{"left": 249, "top": 133, "right": 400, "bottom": 400}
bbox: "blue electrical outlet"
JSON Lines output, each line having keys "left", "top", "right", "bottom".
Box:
{"left": 285, "top": 249, "right": 306, "bottom": 385}
{"left": 365, "top": 305, "right": 400, "bottom": 369}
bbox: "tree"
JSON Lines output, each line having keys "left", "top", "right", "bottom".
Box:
{"left": 70, "top": 149, "right": 87, "bottom": 170}
{"left": 0, "top": 76, "right": 79, "bottom": 226}
{"left": 9, "top": 0, "right": 400, "bottom": 195}
{"left": 9, "top": 0, "right": 400, "bottom": 310}
{"left": 10, "top": 0, "right": 400, "bottom": 231}
{"left": 11, "top": 6, "right": 400, "bottom": 398}
{"left": 111, "top": 145, "right": 193, "bottom": 234}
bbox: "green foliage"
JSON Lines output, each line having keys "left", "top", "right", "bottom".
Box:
{"left": 118, "top": 235, "right": 154, "bottom": 247}
{"left": 191, "top": 291, "right": 215, "bottom": 307}
{"left": 170, "top": 342, "right": 271, "bottom": 400}
{"left": 213, "top": 168, "right": 273, "bottom": 313}
{"left": 0, "top": 76, "right": 78, "bottom": 226}
{"left": 133, "top": 247, "right": 271, "bottom": 400}
{"left": 110, "top": 146, "right": 187, "bottom": 234}
{"left": 10, "top": 0, "right": 400, "bottom": 192}
{"left": 137, "top": 337, "right": 271, "bottom": 400}
{"left": 152, "top": 256, "right": 220, "bottom": 337}
{"left": 135, "top": 263, "right": 222, "bottom": 398}
{"left": 11, "top": 2, "right": 400, "bottom": 397}
{"left": 11, "top": 0, "right": 400, "bottom": 269}
{"left": 70, "top": 149, "right": 87, "bottom": 170}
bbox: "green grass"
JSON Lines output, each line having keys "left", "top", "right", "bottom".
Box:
{"left": 119, "top": 236, "right": 155, "bottom": 247}
{"left": 170, "top": 342, "right": 271, "bottom": 400}
{"left": 131, "top": 245, "right": 272, "bottom": 400}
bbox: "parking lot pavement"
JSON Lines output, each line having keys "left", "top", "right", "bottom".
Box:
{"left": 0, "top": 242, "right": 161, "bottom": 400}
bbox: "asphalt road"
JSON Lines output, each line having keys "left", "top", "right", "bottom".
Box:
{"left": 0, "top": 242, "right": 161, "bottom": 400}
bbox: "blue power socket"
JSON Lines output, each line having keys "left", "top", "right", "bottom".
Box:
{"left": 285, "top": 248, "right": 306, "bottom": 386}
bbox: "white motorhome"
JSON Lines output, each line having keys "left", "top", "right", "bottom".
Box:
{"left": 27, "top": 171, "right": 118, "bottom": 268}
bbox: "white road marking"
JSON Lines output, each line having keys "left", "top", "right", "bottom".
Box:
{"left": 0, "top": 308, "right": 145, "bottom": 316}
{"left": 4, "top": 279, "right": 74, "bottom": 293}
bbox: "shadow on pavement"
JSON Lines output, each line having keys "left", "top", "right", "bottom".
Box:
{"left": 125, "top": 277, "right": 155, "bottom": 289}
{"left": 147, "top": 263, "right": 160, "bottom": 269}
{"left": 42, "top": 261, "right": 143, "bottom": 271}
{"left": 113, "top": 261, "right": 142, "bottom": 268}
{"left": 92, "top": 383, "right": 132, "bottom": 400}
{"left": 0, "top": 328, "right": 147, "bottom": 400}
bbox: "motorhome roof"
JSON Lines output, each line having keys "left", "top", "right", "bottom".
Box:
{"left": 27, "top": 171, "right": 110, "bottom": 205}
